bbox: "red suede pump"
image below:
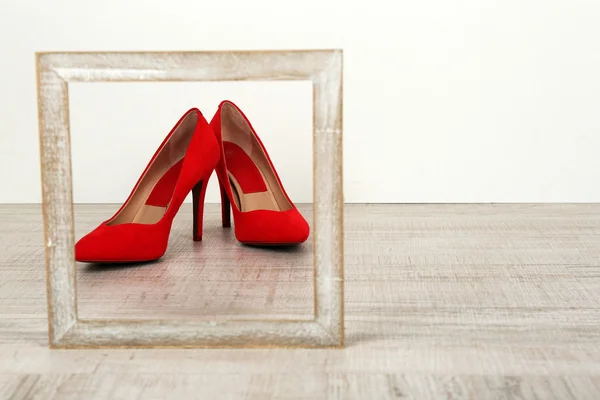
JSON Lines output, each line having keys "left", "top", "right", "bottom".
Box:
{"left": 209, "top": 101, "right": 310, "bottom": 245}
{"left": 75, "top": 108, "right": 220, "bottom": 263}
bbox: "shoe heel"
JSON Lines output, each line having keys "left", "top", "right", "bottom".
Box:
{"left": 192, "top": 179, "right": 208, "bottom": 241}
{"left": 219, "top": 181, "right": 231, "bottom": 228}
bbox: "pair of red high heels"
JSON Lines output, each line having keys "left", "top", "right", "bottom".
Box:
{"left": 75, "top": 101, "right": 310, "bottom": 263}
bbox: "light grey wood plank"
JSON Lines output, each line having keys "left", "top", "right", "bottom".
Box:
{"left": 328, "top": 374, "right": 600, "bottom": 400}
{"left": 0, "top": 373, "right": 328, "bottom": 400}
{"left": 2, "top": 204, "right": 600, "bottom": 398}
{"left": 2, "top": 373, "right": 600, "bottom": 400}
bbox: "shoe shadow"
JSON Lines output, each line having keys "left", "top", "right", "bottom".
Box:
{"left": 241, "top": 243, "right": 306, "bottom": 254}
{"left": 80, "top": 259, "right": 160, "bottom": 273}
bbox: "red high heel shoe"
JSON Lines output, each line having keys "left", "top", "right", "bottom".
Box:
{"left": 75, "top": 108, "right": 219, "bottom": 263}
{"left": 209, "top": 101, "right": 310, "bottom": 245}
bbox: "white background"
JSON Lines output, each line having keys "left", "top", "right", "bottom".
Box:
{"left": 69, "top": 82, "right": 313, "bottom": 204}
{"left": 2, "top": 0, "right": 600, "bottom": 203}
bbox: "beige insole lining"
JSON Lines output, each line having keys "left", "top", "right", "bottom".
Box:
{"left": 221, "top": 102, "right": 292, "bottom": 213}
{"left": 132, "top": 204, "right": 169, "bottom": 224}
{"left": 228, "top": 172, "right": 279, "bottom": 212}
{"left": 107, "top": 112, "right": 197, "bottom": 226}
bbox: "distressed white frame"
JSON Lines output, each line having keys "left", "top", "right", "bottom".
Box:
{"left": 36, "top": 50, "right": 343, "bottom": 348}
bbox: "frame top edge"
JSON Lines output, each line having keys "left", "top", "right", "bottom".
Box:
{"left": 34, "top": 49, "right": 342, "bottom": 56}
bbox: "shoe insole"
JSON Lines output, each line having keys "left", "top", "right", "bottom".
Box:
{"left": 106, "top": 112, "right": 199, "bottom": 227}
{"left": 224, "top": 141, "right": 280, "bottom": 212}
{"left": 131, "top": 159, "right": 184, "bottom": 224}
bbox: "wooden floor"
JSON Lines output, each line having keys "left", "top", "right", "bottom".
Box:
{"left": 73, "top": 205, "right": 315, "bottom": 322}
{"left": 2, "top": 204, "right": 600, "bottom": 399}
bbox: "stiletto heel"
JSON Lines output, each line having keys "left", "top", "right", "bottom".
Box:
{"left": 220, "top": 181, "right": 231, "bottom": 228}
{"left": 191, "top": 178, "right": 209, "bottom": 241}
{"left": 209, "top": 101, "right": 310, "bottom": 245}
{"left": 75, "top": 108, "right": 220, "bottom": 263}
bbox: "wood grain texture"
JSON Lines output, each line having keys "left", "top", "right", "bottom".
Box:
{"left": 74, "top": 205, "right": 314, "bottom": 322}
{"left": 36, "top": 50, "right": 344, "bottom": 348}
{"left": 2, "top": 204, "right": 600, "bottom": 398}
{"left": 312, "top": 50, "right": 344, "bottom": 342}
{"left": 41, "top": 51, "right": 340, "bottom": 82}
{"left": 36, "top": 54, "right": 78, "bottom": 345}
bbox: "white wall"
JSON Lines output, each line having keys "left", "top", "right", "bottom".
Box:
{"left": 2, "top": 0, "right": 600, "bottom": 203}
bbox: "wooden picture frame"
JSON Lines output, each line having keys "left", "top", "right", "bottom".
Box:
{"left": 36, "top": 50, "right": 344, "bottom": 348}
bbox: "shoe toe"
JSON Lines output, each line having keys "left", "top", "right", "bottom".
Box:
{"left": 75, "top": 223, "right": 167, "bottom": 263}
{"left": 74, "top": 232, "right": 100, "bottom": 262}
{"left": 234, "top": 208, "right": 310, "bottom": 245}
